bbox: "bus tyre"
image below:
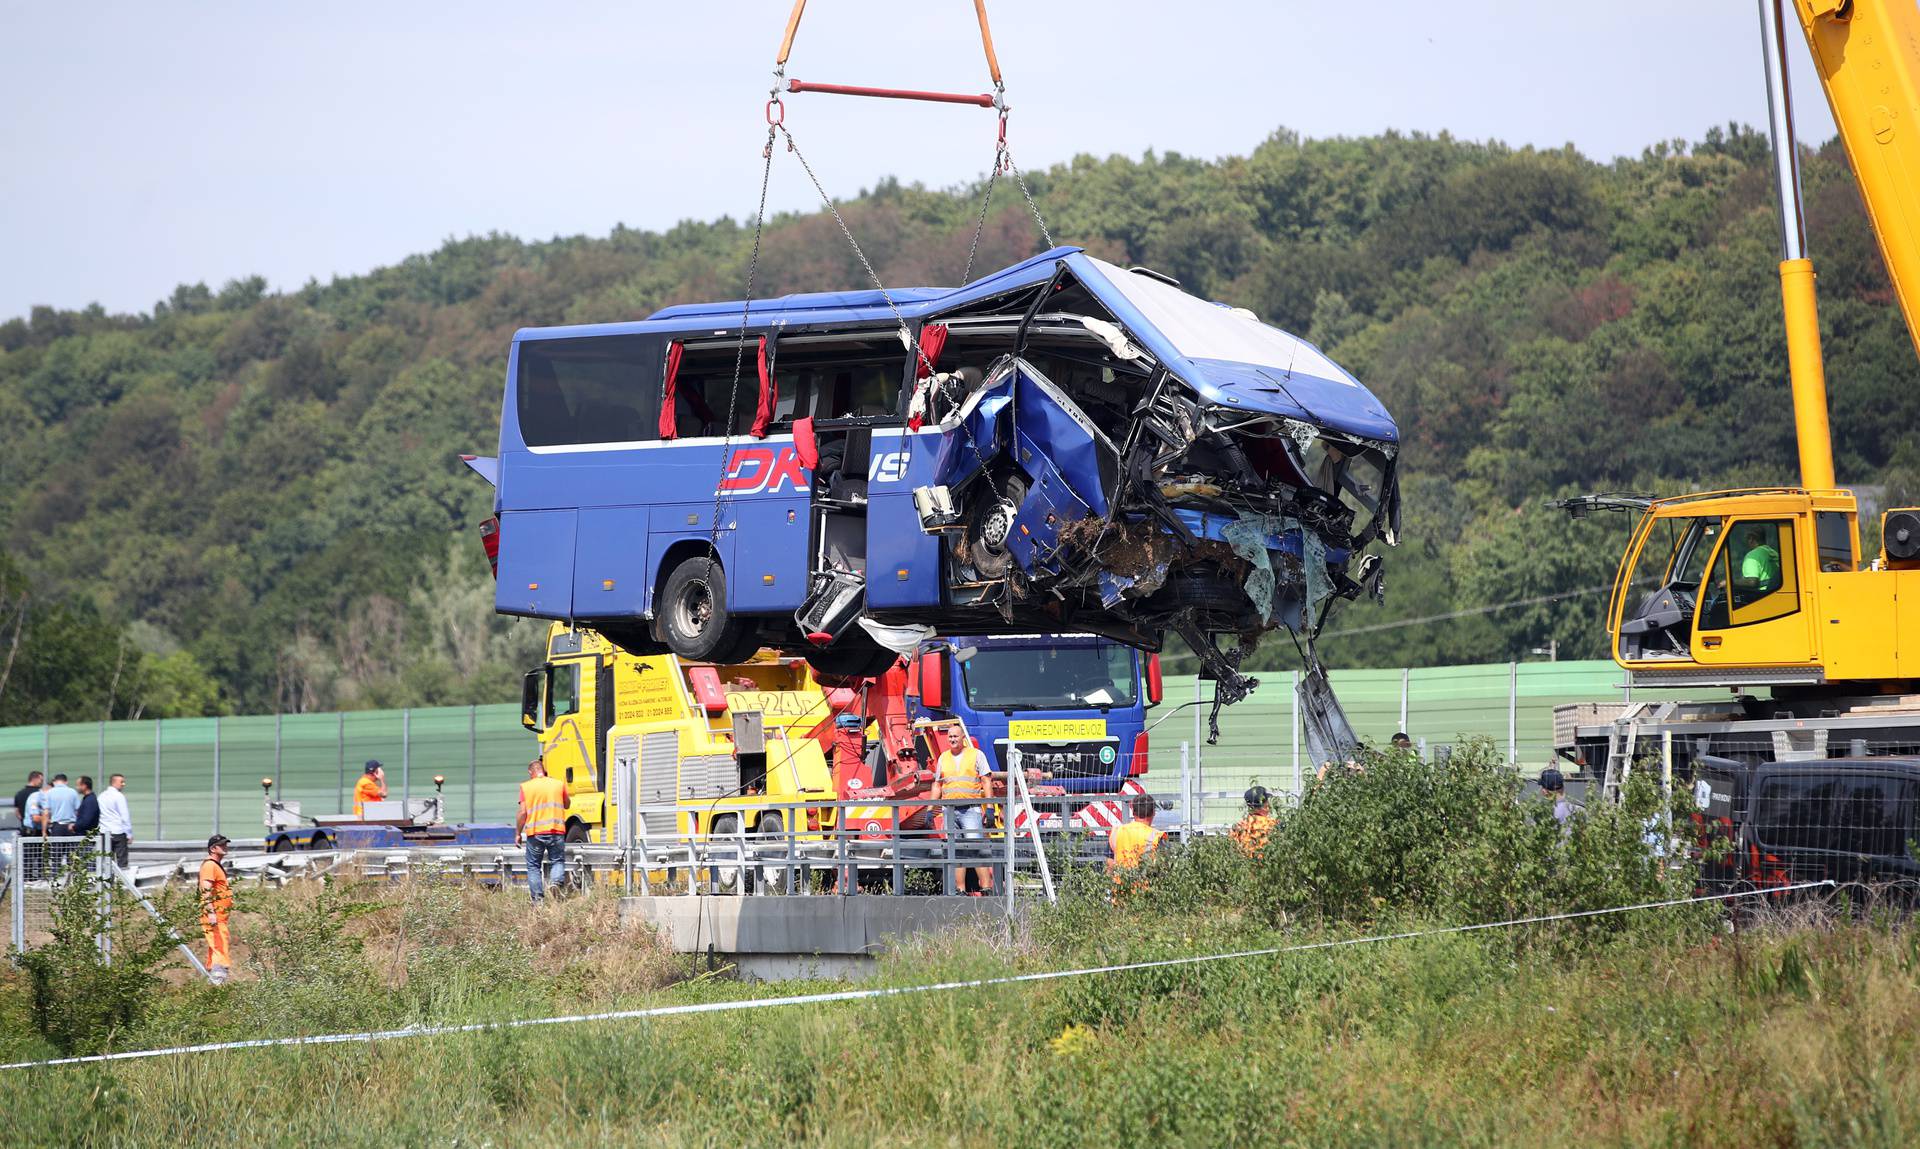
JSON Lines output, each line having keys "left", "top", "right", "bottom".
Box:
{"left": 659, "top": 557, "right": 755, "bottom": 663}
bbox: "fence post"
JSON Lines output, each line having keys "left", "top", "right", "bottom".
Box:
{"left": 153, "top": 720, "right": 164, "bottom": 840}
{"left": 1191, "top": 676, "right": 1203, "bottom": 778}
{"left": 10, "top": 837, "right": 23, "bottom": 955}
{"left": 212, "top": 714, "right": 222, "bottom": 837}
{"left": 1178, "top": 742, "right": 1192, "bottom": 840}
{"left": 402, "top": 709, "right": 411, "bottom": 805}
{"left": 1507, "top": 661, "right": 1519, "bottom": 765}
{"left": 1290, "top": 669, "right": 1301, "bottom": 794}
{"left": 1399, "top": 666, "right": 1410, "bottom": 734}
{"left": 468, "top": 705, "right": 478, "bottom": 823}
{"left": 336, "top": 711, "right": 346, "bottom": 814}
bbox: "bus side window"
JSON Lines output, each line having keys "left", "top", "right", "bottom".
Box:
{"left": 517, "top": 335, "right": 664, "bottom": 448}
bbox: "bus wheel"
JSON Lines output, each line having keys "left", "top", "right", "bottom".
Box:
{"left": 268, "top": 836, "right": 293, "bottom": 854}
{"left": 966, "top": 473, "right": 1026, "bottom": 579}
{"left": 660, "top": 557, "right": 755, "bottom": 662}
{"left": 305, "top": 834, "right": 332, "bottom": 852}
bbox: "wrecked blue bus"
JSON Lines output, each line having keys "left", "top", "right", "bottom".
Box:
{"left": 470, "top": 247, "right": 1399, "bottom": 700}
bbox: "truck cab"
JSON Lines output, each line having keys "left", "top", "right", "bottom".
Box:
{"left": 1606, "top": 488, "right": 1920, "bottom": 691}
{"left": 521, "top": 623, "right": 836, "bottom": 842}
{"left": 903, "top": 634, "right": 1159, "bottom": 794}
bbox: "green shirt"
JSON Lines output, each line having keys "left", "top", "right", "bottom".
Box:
{"left": 1741, "top": 543, "right": 1781, "bottom": 585}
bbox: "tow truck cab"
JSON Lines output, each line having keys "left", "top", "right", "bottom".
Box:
{"left": 903, "top": 634, "right": 1160, "bottom": 794}
{"left": 520, "top": 623, "right": 835, "bottom": 842}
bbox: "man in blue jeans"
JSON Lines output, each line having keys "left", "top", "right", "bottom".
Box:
{"left": 515, "top": 758, "right": 570, "bottom": 903}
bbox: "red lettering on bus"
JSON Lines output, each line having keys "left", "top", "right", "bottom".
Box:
{"left": 718, "top": 447, "right": 773, "bottom": 492}
{"left": 717, "top": 446, "right": 810, "bottom": 495}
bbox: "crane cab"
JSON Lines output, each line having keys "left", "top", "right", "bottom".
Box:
{"left": 1606, "top": 487, "right": 1920, "bottom": 689}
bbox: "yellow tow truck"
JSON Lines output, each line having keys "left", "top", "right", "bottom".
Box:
{"left": 520, "top": 623, "right": 837, "bottom": 843}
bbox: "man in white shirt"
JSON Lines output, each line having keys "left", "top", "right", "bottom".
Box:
{"left": 97, "top": 773, "right": 133, "bottom": 870}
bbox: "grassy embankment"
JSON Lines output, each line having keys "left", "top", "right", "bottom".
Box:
{"left": 4, "top": 744, "right": 1918, "bottom": 1146}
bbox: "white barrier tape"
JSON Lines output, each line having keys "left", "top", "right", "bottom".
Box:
{"left": 0, "top": 880, "right": 1834, "bottom": 1073}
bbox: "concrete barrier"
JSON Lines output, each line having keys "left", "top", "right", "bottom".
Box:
{"left": 621, "top": 895, "right": 1012, "bottom": 980}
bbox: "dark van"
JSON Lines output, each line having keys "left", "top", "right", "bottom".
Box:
{"left": 1691, "top": 755, "right": 1920, "bottom": 898}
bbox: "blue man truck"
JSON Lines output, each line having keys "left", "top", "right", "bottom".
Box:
{"left": 904, "top": 634, "right": 1159, "bottom": 794}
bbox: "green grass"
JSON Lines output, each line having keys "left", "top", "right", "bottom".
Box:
{"left": 6, "top": 746, "right": 1918, "bottom": 1146}
{"left": 5, "top": 890, "right": 1920, "bottom": 1147}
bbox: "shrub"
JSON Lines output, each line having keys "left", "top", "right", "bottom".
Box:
{"left": 13, "top": 846, "right": 186, "bottom": 1054}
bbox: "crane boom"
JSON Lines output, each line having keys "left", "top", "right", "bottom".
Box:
{"left": 1793, "top": 0, "right": 1920, "bottom": 365}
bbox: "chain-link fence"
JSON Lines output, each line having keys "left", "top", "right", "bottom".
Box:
{"left": 0, "top": 660, "right": 1667, "bottom": 841}
{"left": 0, "top": 705, "right": 537, "bottom": 841}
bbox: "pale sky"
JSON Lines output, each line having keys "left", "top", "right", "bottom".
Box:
{"left": 0, "top": 1, "right": 1841, "bottom": 321}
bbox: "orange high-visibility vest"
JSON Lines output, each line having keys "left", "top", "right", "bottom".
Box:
{"left": 353, "top": 775, "right": 383, "bottom": 818}
{"left": 1230, "top": 812, "right": 1275, "bottom": 856}
{"left": 1108, "top": 820, "right": 1165, "bottom": 872}
{"left": 198, "top": 858, "right": 233, "bottom": 920}
{"left": 519, "top": 776, "right": 567, "bottom": 836}
{"left": 936, "top": 746, "right": 988, "bottom": 801}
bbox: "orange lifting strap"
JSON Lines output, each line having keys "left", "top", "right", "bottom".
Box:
{"left": 775, "top": 0, "right": 1004, "bottom": 107}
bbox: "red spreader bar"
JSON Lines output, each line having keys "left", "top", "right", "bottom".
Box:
{"left": 787, "top": 78, "right": 996, "bottom": 108}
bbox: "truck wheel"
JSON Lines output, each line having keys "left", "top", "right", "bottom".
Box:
{"left": 711, "top": 814, "right": 743, "bottom": 892}
{"left": 565, "top": 821, "right": 588, "bottom": 844}
{"left": 757, "top": 812, "right": 790, "bottom": 894}
{"left": 659, "top": 557, "right": 755, "bottom": 662}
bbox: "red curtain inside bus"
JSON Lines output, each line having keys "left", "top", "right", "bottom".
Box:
{"left": 750, "top": 335, "right": 776, "bottom": 439}
{"left": 657, "top": 340, "right": 684, "bottom": 440}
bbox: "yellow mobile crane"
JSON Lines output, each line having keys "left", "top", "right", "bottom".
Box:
{"left": 1560, "top": 0, "right": 1920, "bottom": 787}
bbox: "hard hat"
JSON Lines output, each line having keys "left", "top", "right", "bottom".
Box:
{"left": 1244, "top": 784, "right": 1270, "bottom": 810}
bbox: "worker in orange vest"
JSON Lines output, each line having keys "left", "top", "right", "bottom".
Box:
{"left": 1107, "top": 793, "right": 1165, "bottom": 890}
{"left": 516, "top": 758, "right": 570, "bottom": 904}
{"left": 352, "top": 760, "right": 387, "bottom": 818}
{"left": 1230, "top": 785, "right": 1275, "bottom": 856}
{"left": 198, "top": 834, "right": 234, "bottom": 984}
{"left": 929, "top": 722, "right": 995, "bottom": 895}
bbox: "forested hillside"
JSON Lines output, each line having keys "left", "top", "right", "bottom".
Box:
{"left": 3, "top": 125, "right": 1917, "bottom": 721}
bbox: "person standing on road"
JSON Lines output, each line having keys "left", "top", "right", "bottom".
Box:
{"left": 353, "top": 760, "right": 387, "bottom": 818}
{"left": 1230, "top": 785, "right": 1275, "bottom": 856}
{"left": 73, "top": 776, "right": 100, "bottom": 837}
{"left": 929, "top": 723, "right": 994, "bottom": 896}
{"left": 98, "top": 774, "right": 133, "bottom": 869}
{"left": 13, "top": 769, "right": 43, "bottom": 822}
{"left": 199, "top": 834, "right": 234, "bottom": 985}
{"left": 42, "top": 774, "right": 79, "bottom": 837}
{"left": 515, "top": 758, "right": 569, "bottom": 904}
